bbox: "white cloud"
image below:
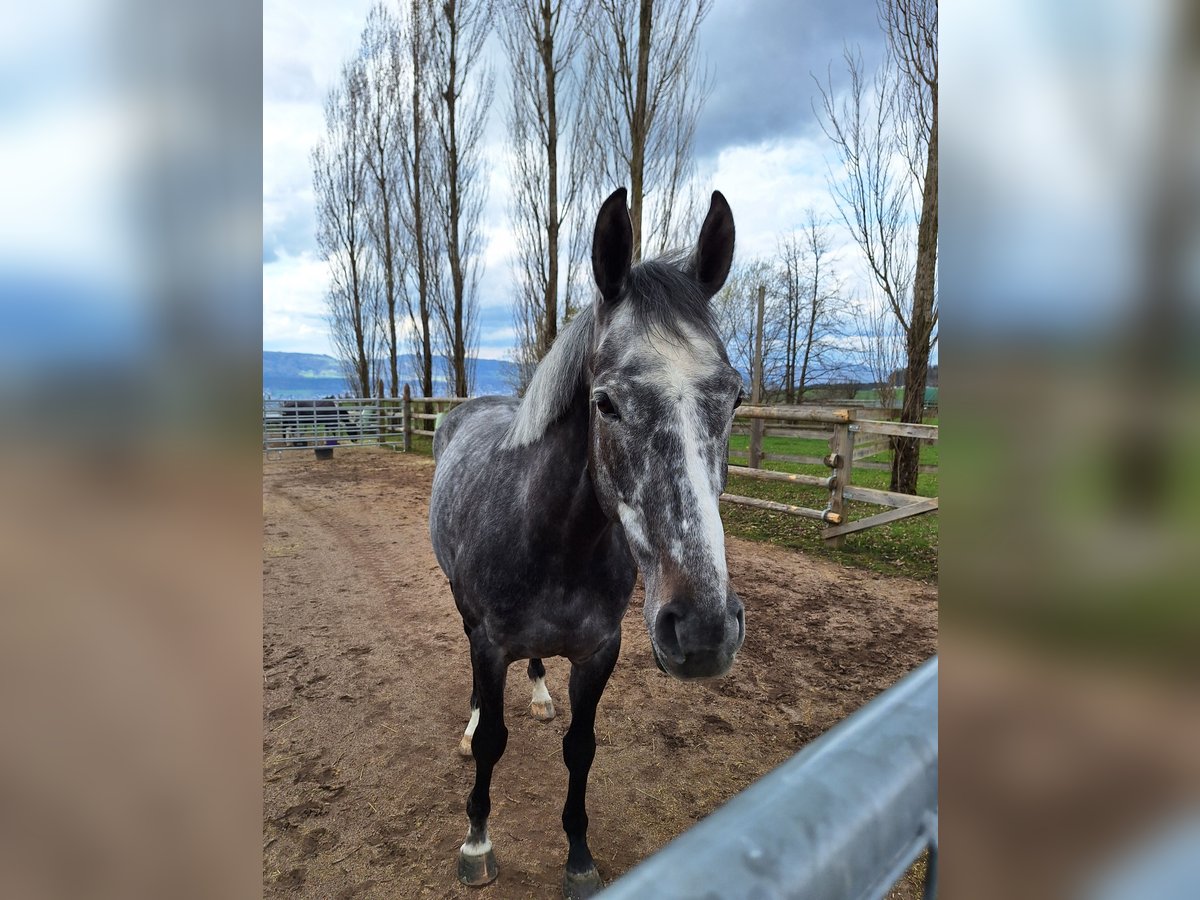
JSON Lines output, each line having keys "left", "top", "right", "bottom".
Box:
{"left": 705, "top": 136, "right": 839, "bottom": 258}
{"left": 474, "top": 345, "right": 515, "bottom": 362}
{"left": 263, "top": 1, "right": 892, "bottom": 361}
{"left": 262, "top": 250, "right": 331, "bottom": 355}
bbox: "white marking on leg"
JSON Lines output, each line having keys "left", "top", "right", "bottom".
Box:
{"left": 461, "top": 831, "right": 492, "bottom": 856}
{"left": 458, "top": 707, "right": 480, "bottom": 756}
{"left": 530, "top": 676, "right": 555, "bottom": 720}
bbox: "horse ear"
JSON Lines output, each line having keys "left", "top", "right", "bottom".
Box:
{"left": 592, "top": 188, "right": 633, "bottom": 306}
{"left": 694, "top": 191, "right": 735, "bottom": 296}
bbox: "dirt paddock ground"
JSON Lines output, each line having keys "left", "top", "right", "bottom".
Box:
{"left": 263, "top": 449, "right": 937, "bottom": 898}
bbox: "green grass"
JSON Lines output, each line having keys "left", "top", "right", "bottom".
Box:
{"left": 401, "top": 426, "right": 938, "bottom": 583}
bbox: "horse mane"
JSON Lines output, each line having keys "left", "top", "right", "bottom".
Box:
{"left": 501, "top": 304, "right": 596, "bottom": 449}
{"left": 501, "top": 252, "right": 719, "bottom": 450}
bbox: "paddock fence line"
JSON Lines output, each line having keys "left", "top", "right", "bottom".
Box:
{"left": 600, "top": 656, "right": 939, "bottom": 899}
{"left": 262, "top": 388, "right": 467, "bottom": 456}
{"left": 725, "top": 404, "right": 939, "bottom": 545}
{"left": 262, "top": 395, "right": 939, "bottom": 541}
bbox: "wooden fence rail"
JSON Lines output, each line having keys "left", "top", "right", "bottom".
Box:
{"left": 729, "top": 405, "right": 938, "bottom": 545}
{"left": 379, "top": 392, "right": 937, "bottom": 544}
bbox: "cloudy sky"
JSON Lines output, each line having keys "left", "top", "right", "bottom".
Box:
{"left": 263, "top": 0, "right": 887, "bottom": 361}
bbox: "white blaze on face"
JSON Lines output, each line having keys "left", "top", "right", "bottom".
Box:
{"left": 636, "top": 324, "right": 730, "bottom": 590}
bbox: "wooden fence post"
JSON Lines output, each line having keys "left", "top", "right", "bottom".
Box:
{"left": 825, "top": 411, "right": 856, "bottom": 548}
{"left": 376, "top": 378, "right": 386, "bottom": 446}
{"left": 402, "top": 383, "right": 412, "bottom": 453}
{"left": 748, "top": 284, "right": 766, "bottom": 469}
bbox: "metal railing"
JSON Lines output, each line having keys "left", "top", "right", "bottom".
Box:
{"left": 600, "top": 657, "right": 938, "bottom": 900}
{"left": 262, "top": 392, "right": 467, "bottom": 455}
{"left": 263, "top": 397, "right": 401, "bottom": 454}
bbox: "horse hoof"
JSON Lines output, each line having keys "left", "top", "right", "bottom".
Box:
{"left": 562, "top": 866, "right": 603, "bottom": 899}
{"left": 530, "top": 699, "right": 556, "bottom": 722}
{"left": 458, "top": 735, "right": 473, "bottom": 757}
{"left": 457, "top": 848, "right": 498, "bottom": 886}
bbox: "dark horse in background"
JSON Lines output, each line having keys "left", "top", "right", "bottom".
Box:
{"left": 279, "top": 398, "right": 357, "bottom": 446}
{"left": 430, "top": 189, "right": 745, "bottom": 898}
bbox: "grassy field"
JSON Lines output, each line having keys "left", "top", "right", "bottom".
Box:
{"left": 394, "top": 424, "right": 938, "bottom": 583}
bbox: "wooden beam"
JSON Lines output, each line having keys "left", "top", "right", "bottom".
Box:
{"left": 720, "top": 492, "right": 839, "bottom": 523}
{"left": 737, "top": 405, "right": 851, "bottom": 424}
{"left": 852, "top": 420, "right": 939, "bottom": 442}
{"left": 732, "top": 427, "right": 834, "bottom": 440}
{"left": 826, "top": 421, "right": 855, "bottom": 548}
{"left": 855, "top": 461, "right": 938, "bottom": 474}
{"left": 852, "top": 441, "right": 889, "bottom": 461}
{"left": 761, "top": 453, "right": 829, "bottom": 466}
{"left": 401, "top": 383, "right": 411, "bottom": 452}
{"left": 822, "top": 498, "right": 938, "bottom": 540}
{"left": 727, "top": 466, "right": 832, "bottom": 488}
{"left": 843, "top": 484, "right": 928, "bottom": 509}
{"left": 748, "top": 285, "right": 766, "bottom": 468}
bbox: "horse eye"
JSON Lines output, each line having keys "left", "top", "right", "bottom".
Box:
{"left": 733, "top": 389, "right": 745, "bottom": 410}
{"left": 594, "top": 392, "right": 620, "bottom": 420}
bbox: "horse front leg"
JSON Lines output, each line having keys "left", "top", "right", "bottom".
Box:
{"left": 458, "top": 638, "right": 509, "bottom": 887}
{"left": 561, "top": 635, "right": 620, "bottom": 900}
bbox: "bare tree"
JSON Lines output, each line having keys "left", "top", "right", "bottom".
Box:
{"left": 855, "top": 295, "right": 905, "bottom": 410}
{"left": 501, "top": 0, "right": 587, "bottom": 391}
{"left": 430, "top": 0, "right": 495, "bottom": 397}
{"left": 775, "top": 213, "right": 846, "bottom": 404}
{"left": 358, "top": 4, "right": 408, "bottom": 397}
{"left": 313, "top": 60, "right": 383, "bottom": 397}
{"left": 396, "top": 0, "right": 441, "bottom": 401}
{"left": 582, "top": 0, "right": 712, "bottom": 260}
{"left": 817, "top": 0, "right": 936, "bottom": 494}
{"left": 712, "top": 259, "right": 784, "bottom": 393}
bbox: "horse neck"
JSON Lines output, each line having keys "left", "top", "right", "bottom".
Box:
{"left": 537, "top": 380, "right": 613, "bottom": 548}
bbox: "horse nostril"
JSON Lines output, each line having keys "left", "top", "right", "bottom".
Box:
{"left": 735, "top": 605, "right": 745, "bottom": 643}
{"left": 654, "top": 608, "right": 685, "bottom": 664}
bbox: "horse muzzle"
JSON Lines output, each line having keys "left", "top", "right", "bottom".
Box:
{"left": 649, "top": 591, "right": 744, "bottom": 681}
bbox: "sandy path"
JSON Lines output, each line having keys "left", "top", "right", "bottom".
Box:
{"left": 263, "top": 449, "right": 937, "bottom": 898}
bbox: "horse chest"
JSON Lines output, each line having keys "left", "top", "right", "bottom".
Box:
{"left": 464, "top": 547, "right": 635, "bottom": 661}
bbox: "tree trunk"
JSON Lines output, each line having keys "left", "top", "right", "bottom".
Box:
{"left": 541, "top": 0, "right": 559, "bottom": 358}
{"left": 442, "top": 0, "right": 469, "bottom": 398}
{"left": 381, "top": 185, "right": 399, "bottom": 398}
{"left": 629, "top": 0, "right": 653, "bottom": 261}
{"left": 411, "top": 0, "right": 433, "bottom": 401}
{"left": 891, "top": 94, "right": 937, "bottom": 494}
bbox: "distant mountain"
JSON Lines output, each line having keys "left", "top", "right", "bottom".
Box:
{"left": 263, "top": 351, "right": 518, "bottom": 399}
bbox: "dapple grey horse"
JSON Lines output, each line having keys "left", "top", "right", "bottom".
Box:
{"left": 430, "top": 188, "right": 745, "bottom": 898}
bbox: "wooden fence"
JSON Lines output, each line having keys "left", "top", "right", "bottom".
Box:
{"left": 383, "top": 391, "right": 937, "bottom": 544}
{"left": 723, "top": 404, "right": 939, "bottom": 545}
